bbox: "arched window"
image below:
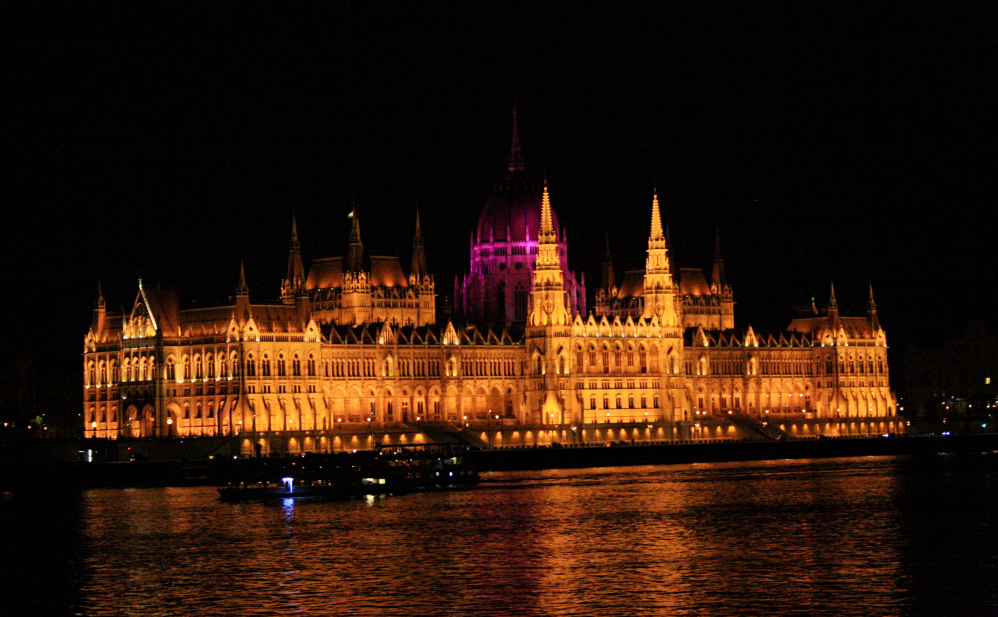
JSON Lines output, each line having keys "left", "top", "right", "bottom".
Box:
{"left": 208, "top": 402, "right": 215, "bottom": 418}
{"left": 590, "top": 396, "right": 597, "bottom": 410}
{"left": 536, "top": 356, "right": 543, "bottom": 375}
{"left": 277, "top": 355, "right": 286, "bottom": 377}
{"left": 615, "top": 396, "right": 622, "bottom": 409}
{"left": 245, "top": 355, "right": 256, "bottom": 377}
{"left": 640, "top": 396, "right": 647, "bottom": 408}
{"left": 194, "top": 356, "right": 203, "bottom": 380}
{"left": 87, "top": 362, "right": 96, "bottom": 386}
{"left": 307, "top": 355, "right": 316, "bottom": 377}
{"left": 628, "top": 395, "right": 634, "bottom": 409}
{"left": 207, "top": 355, "right": 215, "bottom": 379}
{"left": 183, "top": 356, "right": 191, "bottom": 380}
{"left": 603, "top": 396, "right": 609, "bottom": 409}
{"left": 653, "top": 395, "right": 660, "bottom": 408}
{"left": 164, "top": 358, "right": 175, "bottom": 381}
{"left": 292, "top": 355, "right": 301, "bottom": 377}
{"left": 261, "top": 356, "right": 271, "bottom": 377}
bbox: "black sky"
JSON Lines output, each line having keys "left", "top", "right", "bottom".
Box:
{"left": 4, "top": 2, "right": 996, "bottom": 410}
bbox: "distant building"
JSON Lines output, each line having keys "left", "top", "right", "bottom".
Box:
{"left": 82, "top": 116, "right": 899, "bottom": 445}
{"left": 905, "top": 322, "right": 998, "bottom": 417}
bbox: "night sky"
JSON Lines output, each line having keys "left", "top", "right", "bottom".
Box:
{"left": 5, "top": 3, "right": 996, "bottom": 418}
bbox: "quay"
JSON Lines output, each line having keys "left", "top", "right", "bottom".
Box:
{"left": 2, "top": 423, "right": 996, "bottom": 490}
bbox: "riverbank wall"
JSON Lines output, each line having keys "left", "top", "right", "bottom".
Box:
{"left": 3, "top": 432, "right": 997, "bottom": 491}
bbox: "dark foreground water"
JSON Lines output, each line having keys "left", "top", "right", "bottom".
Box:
{"left": 2, "top": 455, "right": 996, "bottom": 616}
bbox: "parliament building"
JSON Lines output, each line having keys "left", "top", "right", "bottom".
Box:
{"left": 83, "top": 116, "right": 899, "bottom": 445}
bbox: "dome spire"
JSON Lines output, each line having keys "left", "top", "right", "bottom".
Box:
{"left": 508, "top": 105, "right": 524, "bottom": 173}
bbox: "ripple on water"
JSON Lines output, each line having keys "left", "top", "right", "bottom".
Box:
{"left": 3, "top": 456, "right": 993, "bottom": 616}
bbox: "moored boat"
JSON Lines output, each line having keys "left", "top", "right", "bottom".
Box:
{"left": 217, "top": 444, "right": 479, "bottom": 502}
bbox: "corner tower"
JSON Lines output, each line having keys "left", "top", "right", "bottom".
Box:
{"left": 642, "top": 189, "right": 679, "bottom": 326}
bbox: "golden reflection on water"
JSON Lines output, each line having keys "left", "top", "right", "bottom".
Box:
{"left": 72, "top": 458, "right": 951, "bottom": 616}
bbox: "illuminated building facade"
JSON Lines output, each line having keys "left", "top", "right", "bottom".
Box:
{"left": 83, "top": 125, "right": 897, "bottom": 441}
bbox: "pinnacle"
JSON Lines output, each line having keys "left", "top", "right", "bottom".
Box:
{"left": 508, "top": 106, "right": 525, "bottom": 173}
{"left": 650, "top": 188, "right": 664, "bottom": 241}
{"left": 238, "top": 260, "right": 249, "bottom": 295}
{"left": 540, "top": 180, "right": 555, "bottom": 239}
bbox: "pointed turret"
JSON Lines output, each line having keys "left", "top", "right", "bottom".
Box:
{"left": 827, "top": 281, "right": 839, "bottom": 321}
{"left": 235, "top": 261, "right": 251, "bottom": 326}
{"left": 539, "top": 179, "right": 556, "bottom": 244}
{"left": 346, "top": 209, "right": 364, "bottom": 273}
{"left": 411, "top": 206, "right": 427, "bottom": 279}
{"left": 237, "top": 261, "right": 249, "bottom": 296}
{"left": 508, "top": 106, "right": 524, "bottom": 173}
{"left": 93, "top": 281, "right": 107, "bottom": 339}
{"left": 712, "top": 228, "right": 727, "bottom": 289}
{"left": 642, "top": 188, "right": 677, "bottom": 324}
{"left": 867, "top": 283, "right": 880, "bottom": 330}
{"left": 528, "top": 181, "right": 569, "bottom": 327}
{"left": 281, "top": 214, "right": 306, "bottom": 304}
{"left": 600, "top": 233, "right": 615, "bottom": 293}
{"left": 650, "top": 188, "right": 664, "bottom": 242}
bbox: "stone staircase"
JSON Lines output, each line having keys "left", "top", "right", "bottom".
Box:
{"left": 728, "top": 414, "right": 789, "bottom": 441}
{"left": 415, "top": 421, "right": 490, "bottom": 449}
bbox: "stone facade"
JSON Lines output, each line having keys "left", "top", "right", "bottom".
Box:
{"left": 83, "top": 124, "right": 898, "bottom": 442}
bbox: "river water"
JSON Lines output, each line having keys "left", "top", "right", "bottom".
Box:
{"left": 2, "top": 455, "right": 996, "bottom": 616}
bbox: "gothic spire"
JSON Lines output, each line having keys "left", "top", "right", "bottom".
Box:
{"left": 346, "top": 206, "right": 364, "bottom": 272}
{"left": 237, "top": 260, "right": 249, "bottom": 295}
{"left": 601, "top": 233, "right": 615, "bottom": 292}
{"left": 650, "top": 187, "right": 664, "bottom": 241}
{"left": 539, "top": 179, "right": 556, "bottom": 242}
{"left": 96, "top": 280, "right": 105, "bottom": 310}
{"left": 282, "top": 214, "right": 306, "bottom": 303}
{"left": 508, "top": 106, "right": 525, "bottom": 173}
{"left": 712, "top": 227, "right": 727, "bottom": 289}
{"left": 411, "top": 206, "right": 427, "bottom": 278}
{"left": 867, "top": 283, "right": 880, "bottom": 330}
{"left": 827, "top": 281, "right": 839, "bottom": 319}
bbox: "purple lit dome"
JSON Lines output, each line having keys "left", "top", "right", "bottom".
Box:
{"left": 476, "top": 176, "right": 560, "bottom": 244}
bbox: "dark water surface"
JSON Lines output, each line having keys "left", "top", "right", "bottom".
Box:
{"left": 2, "top": 455, "right": 996, "bottom": 616}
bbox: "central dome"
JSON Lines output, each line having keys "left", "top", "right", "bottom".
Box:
{"left": 476, "top": 175, "right": 560, "bottom": 243}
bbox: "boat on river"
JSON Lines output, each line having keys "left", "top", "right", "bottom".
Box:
{"left": 218, "top": 443, "right": 480, "bottom": 502}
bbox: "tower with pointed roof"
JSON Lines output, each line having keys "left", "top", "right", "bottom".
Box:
{"left": 641, "top": 189, "right": 679, "bottom": 326}
{"left": 866, "top": 284, "right": 879, "bottom": 332}
{"left": 711, "top": 229, "right": 735, "bottom": 329}
{"left": 281, "top": 215, "right": 306, "bottom": 305}
{"left": 525, "top": 181, "right": 572, "bottom": 423}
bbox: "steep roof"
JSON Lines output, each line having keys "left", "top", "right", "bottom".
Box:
{"left": 305, "top": 257, "right": 343, "bottom": 290}
{"left": 370, "top": 256, "right": 408, "bottom": 288}
{"left": 679, "top": 268, "right": 711, "bottom": 296}
{"left": 616, "top": 270, "right": 645, "bottom": 299}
